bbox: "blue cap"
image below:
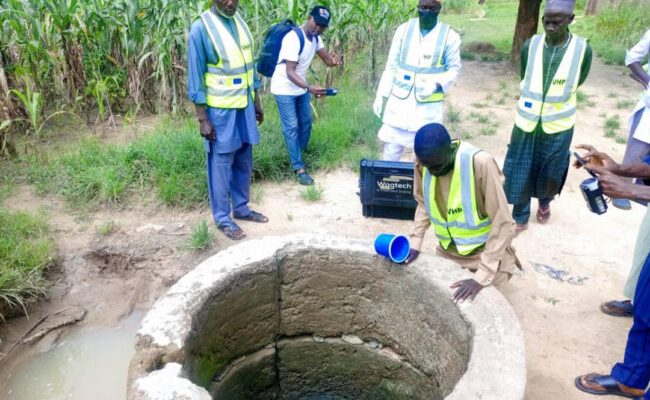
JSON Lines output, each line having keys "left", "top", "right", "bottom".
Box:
{"left": 310, "top": 5, "right": 331, "bottom": 27}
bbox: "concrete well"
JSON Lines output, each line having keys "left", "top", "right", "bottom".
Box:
{"left": 128, "top": 234, "right": 526, "bottom": 400}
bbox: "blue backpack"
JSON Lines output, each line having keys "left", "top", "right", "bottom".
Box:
{"left": 257, "top": 19, "right": 307, "bottom": 77}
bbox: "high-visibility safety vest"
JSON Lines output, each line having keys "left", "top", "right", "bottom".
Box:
{"left": 200, "top": 10, "right": 255, "bottom": 109}
{"left": 515, "top": 34, "right": 587, "bottom": 134}
{"left": 422, "top": 142, "right": 492, "bottom": 255}
{"left": 390, "top": 18, "right": 449, "bottom": 103}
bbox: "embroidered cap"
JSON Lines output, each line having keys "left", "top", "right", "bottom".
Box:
{"left": 310, "top": 5, "right": 331, "bottom": 27}
{"left": 545, "top": 0, "right": 575, "bottom": 14}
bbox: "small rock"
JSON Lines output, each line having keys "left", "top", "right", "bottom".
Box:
{"left": 136, "top": 223, "right": 165, "bottom": 233}
{"left": 170, "top": 223, "right": 185, "bottom": 232}
{"left": 312, "top": 335, "right": 325, "bottom": 343}
{"left": 341, "top": 334, "right": 363, "bottom": 345}
{"left": 367, "top": 340, "right": 380, "bottom": 349}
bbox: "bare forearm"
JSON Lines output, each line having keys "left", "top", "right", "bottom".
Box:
{"left": 287, "top": 69, "right": 309, "bottom": 90}
{"left": 617, "top": 163, "right": 650, "bottom": 178}
{"left": 628, "top": 62, "right": 650, "bottom": 87}
{"left": 621, "top": 183, "right": 650, "bottom": 201}
{"left": 321, "top": 52, "right": 336, "bottom": 67}
{"left": 194, "top": 104, "right": 208, "bottom": 122}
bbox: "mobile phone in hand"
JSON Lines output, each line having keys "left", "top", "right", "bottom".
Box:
{"left": 573, "top": 151, "right": 597, "bottom": 178}
{"left": 325, "top": 88, "right": 338, "bottom": 96}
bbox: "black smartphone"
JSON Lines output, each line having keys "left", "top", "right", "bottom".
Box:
{"left": 325, "top": 88, "right": 338, "bottom": 96}
{"left": 573, "top": 151, "right": 597, "bottom": 178}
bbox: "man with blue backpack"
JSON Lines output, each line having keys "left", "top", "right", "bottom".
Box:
{"left": 258, "top": 6, "right": 341, "bottom": 186}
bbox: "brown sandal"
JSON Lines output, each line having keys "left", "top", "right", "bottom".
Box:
{"left": 218, "top": 223, "right": 246, "bottom": 240}
{"left": 536, "top": 207, "right": 551, "bottom": 224}
{"left": 234, "top": 210, "right": 269, "bottom": 223}
{"left": 600, "top": 300, "right": 634, "bottom": 317}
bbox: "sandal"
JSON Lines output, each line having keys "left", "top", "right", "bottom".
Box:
{"left": 600, "top": 300, "right": 634, "bottom": 317}
{"left": 536, "top": 206, "right": 551, "bottom": 224}
{"left": 234, "top": 210, "right": 269, "bottom": 223}
{"left": 575, "top": 374, "right": 644, "bottom": 398}
{"left": 218, "top": 223, "right": 246, "bottom": 241}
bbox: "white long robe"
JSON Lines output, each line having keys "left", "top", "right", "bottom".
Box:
{"left": 625, "top": 29, "right": 650, "bottom": 144}
{"left": 375, "top": 20, "right": 462, "bottom": 147}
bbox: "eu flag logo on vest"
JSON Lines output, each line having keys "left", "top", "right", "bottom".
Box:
{"left": 233, "top": 78, "right": 243, "bottom": 85}
{"left": 524, "top": 101, "right": 533, "bottom": 108}
{"left": 404, "top": 74, "right": 412, "bottom": 81}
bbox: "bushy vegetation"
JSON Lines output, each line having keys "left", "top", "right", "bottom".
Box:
{"left": 0, "top": 0, "right": 413, "bottom": 149}
{"left": 26, "top": 65, "right": 380, "bottom": 209}
{"left": 0, "top": 208, "right": 55, "bottom": 318}
{"left": 573, "top": 1, "right": 650, "bottom": 65}
{"left": 185, "top": 221, "right": 215, "bottom": 251}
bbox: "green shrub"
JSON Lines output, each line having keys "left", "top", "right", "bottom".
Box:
{"left": 0, "top": 208, "right": 55, "bottom": 317}
{"left": 185, "top": 221, "right": 215, "bottom": 251}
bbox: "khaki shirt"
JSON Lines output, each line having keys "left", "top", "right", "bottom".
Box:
{"left": 410, "top": 151, "right": 521, "bottom": 286}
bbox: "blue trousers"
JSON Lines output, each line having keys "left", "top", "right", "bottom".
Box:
{"left": 274, "top": 93, "right": 312, "bottom": 171}
{"left": 205, "top": 141, "right": 253, "bottom": 228}
{"left": 612, "top": 251, "right": 650, "bottom": 396}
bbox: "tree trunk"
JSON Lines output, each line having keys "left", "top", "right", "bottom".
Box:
{"left": 510, "top": 0, "right": 543, "bottom": 71}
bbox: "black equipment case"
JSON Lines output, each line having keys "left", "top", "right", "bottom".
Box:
{"left": 359, "top": 159, "right": 418, "bottom": 220}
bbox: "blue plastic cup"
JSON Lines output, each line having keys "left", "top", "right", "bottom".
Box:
{"left": 374, "top": 234, "right": 410, "bottom": 263}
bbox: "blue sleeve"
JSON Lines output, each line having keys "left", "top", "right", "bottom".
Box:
{"left": 187, "top": 20, "right": 207, "bottom": 105}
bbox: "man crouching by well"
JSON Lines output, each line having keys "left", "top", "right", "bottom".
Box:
{"left": 406, "top": 123, "right": 521, "bottom": 302}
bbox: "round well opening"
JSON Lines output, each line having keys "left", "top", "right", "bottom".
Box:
{"left": 184, "top": 247, "right": 471, "bottom": 399}
{"left": 129, "top": 236, "right": 526, "bottom": 400}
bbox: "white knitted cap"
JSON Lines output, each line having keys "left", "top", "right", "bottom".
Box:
{"left": 545, "top": 0, "right": 575, "bottom": 14}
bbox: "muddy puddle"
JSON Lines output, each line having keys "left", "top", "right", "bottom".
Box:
{"left": 5, "top": 311, "right": 142, "bottom": 400}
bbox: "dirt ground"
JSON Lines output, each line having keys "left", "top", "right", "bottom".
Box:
{"left": 0, "top": 59, "right": 646, "bottom": 399}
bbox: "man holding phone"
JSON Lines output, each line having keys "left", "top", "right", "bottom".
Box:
{"left": 574, "top": 144, "right": 650, "bottom": 399}
{"left": 270, "top": 5, "right": 341, "bottom": 186}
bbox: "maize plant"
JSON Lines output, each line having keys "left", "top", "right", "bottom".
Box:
{"left": 0, "top": 0, "right": 416, "bottom": 145}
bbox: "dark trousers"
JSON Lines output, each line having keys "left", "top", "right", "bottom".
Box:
{"left": 612, "top": 251, "right": 650, "bottom": 396}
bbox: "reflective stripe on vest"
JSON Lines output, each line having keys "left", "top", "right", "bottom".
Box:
{"left": 422, "top": 142, "right": 492, "bottom": 255}
{"left": 515, "top": 34, "right": 587, "bottom": 134}
{"left": 201, "top": 10, "right": 255, "bottom": 109}
{"left": 391, "top": 19, "right": 449, "bottom": 103}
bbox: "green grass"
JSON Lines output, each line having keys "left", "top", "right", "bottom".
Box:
{"left": 0, "top": 208, "right": 55, "bottom": 317}
{"left": 616, "top": 99, "right": 635, "bottom": 110}
{"left": 96, "top": 221, "right": 118, "bottom": 236}
{"left": 300, "top": 185, "right": 323, "bottom": 202}
{"left": 444, "top": 2, "right": 517, "bottom": 56}
{"left": 443, "top": 1, "right": 648, "bottom": 66}
{"left": 23, "top": 60, "right": 380, "bottom": 210}
{"left": 250, "top": 184, "right": 264, "bottom": 204}
{"left": 185, "top": 221, "right": 215, "bottom": 251}
{"left": 0, "top": 174, "right": 17, "bottom": 203}
{"left": 576, "top": 91, "right": 596, "bottom": 108}
{"left": 446, "top": 104, "right": 461, "bottom": 124}
{"left": 604, "top": 115, "right": 621, "bottom": 131}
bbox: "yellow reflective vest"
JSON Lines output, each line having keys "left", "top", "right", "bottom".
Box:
{"left": 515, "top": 33, "right": 587, "bottom": 134}
{"left": 391, "top": 18, "right": 449, "bottom": 103}
{"left": 200, "top": 10, "right": 255, "bottom": 109}
{"left": 422, "top": 142, "right": 492, "bottom": 255}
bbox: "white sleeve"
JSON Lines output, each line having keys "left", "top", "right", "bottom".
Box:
{"left": 626, "top": 30, "right": 650, "bottom": 66}
{"left": 437, "top": 28, "right": 462, "bottom": 93}
{"left": 277, "top": 30, "right": 301, "bottom": 63}
{"left": 316, "top": 37, "right": 325, "bottom": 51}
{"left": 376, "top": 24, "right": 406, "bottom": 99}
